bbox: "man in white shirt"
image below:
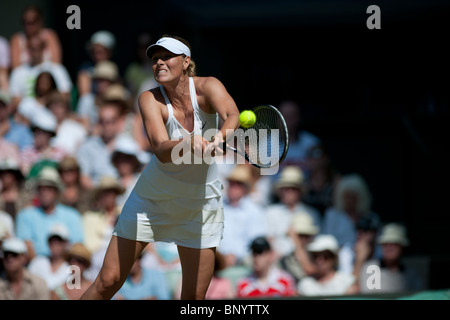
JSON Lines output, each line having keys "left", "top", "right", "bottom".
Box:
{"left": 9, "top": 36, "right": 72, "bottom": 112}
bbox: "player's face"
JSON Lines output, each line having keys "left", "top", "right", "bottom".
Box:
{"left": 151, "top": 48, "right": 189, "bottom": 83}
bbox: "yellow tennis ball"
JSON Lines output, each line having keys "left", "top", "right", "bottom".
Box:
{"left": 239, "top": 110, "right": 256, "bottom": 128}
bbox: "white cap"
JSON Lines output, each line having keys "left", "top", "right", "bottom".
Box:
{"left": 89, "top": 30, "right": 116, "bottom": 50}
{"left": 113, "top": 135, "right": 151, "bottom": 164}
{"left": 307, "top": 234, "right": 339, "bottom": 254}
{"left": 48, "top": 224, "right": 70, "bottom": 241}
{"left": 2, "top": 237, "right": 27, "bottom": 254}
{"left": 30, "top": 109, "right": 57, "bottom": 135}
{"left": 146, "top": 37, "right": 191, "bottom": 59}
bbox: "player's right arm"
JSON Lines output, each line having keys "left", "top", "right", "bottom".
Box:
{"left": 138, "top": 90, "right": 207, "bottom": 163}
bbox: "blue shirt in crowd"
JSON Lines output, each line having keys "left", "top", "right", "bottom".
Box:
{"left": 115, "top": 268, "right": 171, "bottom": 300}
{"left": 16, "top": 204, "right": 84, "bottom": 257}
{"left": 4, "top": 119, "right": 34, "bottom": 151}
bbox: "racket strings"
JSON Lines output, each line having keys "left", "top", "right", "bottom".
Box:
{"left": 241, "top": 107, "right": 288, "bottom": 168}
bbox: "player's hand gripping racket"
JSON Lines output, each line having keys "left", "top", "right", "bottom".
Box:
{"left": 222, "top": 105, "right": 289, "bottom": 169}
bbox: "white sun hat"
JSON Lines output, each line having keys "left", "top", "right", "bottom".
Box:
{"left": 2, "top": 237, "right": 27, "bottom": 254}
{"left": 291, "top": 213, "right": 319, "bottom": 236}
{"left": 378, "top": 223, "right": 409, "bottom": 246}
{"left": 307, "top": 234, "right": 339, "bottom": 254}
{"left": 89, "top": 30, "right": 116, "bottom": 50}
{"left": 146, "top": 37, "right": 191, "bottom": 59}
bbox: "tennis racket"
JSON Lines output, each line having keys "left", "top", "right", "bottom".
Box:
{"left": 222, "top": 105, "right": 289, "bottom": 169}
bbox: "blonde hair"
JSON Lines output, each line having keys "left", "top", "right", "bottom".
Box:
{"left": 162, "top": 34, "right": 196, "bottom": 77}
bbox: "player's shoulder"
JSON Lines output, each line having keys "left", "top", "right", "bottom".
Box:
{"left": 138, "top": 87, "right": 164, "bottom": 108}
{"left": 194, "top": 76, "right": 224, "bottom": 92}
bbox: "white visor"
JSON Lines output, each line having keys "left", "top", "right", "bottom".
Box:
{"left": 146, "top": 37, "right": 191, "bottom": 59}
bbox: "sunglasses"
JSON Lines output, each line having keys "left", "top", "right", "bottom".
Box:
{"left": 3, "top": 251, "right": 21, "bottom": 259}
{"left": 311, "top": 251, "right": 334, "bottom": 260}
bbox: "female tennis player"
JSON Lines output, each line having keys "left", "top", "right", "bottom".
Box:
{"left": 80, "top": 35, "right": 240, "bottom": 300}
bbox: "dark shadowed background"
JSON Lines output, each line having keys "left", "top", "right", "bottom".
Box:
{"left": 1, "top": 0, "right": 449, "bottom": 289}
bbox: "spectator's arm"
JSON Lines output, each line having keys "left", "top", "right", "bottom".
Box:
{"left": 288, "top": 228, "right": 317, "bottom": 276}
{"left": 45, "top": 29, "right": 62, "bottom": 64}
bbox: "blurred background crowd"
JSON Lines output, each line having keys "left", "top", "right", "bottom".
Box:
{"left": 0, "top": 0, "right": 449, "bottom": 300}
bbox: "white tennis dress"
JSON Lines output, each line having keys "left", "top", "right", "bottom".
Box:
{"left": 112, "top": 77, "right": 224, "bottom": 249}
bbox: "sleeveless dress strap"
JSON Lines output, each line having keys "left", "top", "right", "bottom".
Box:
{"left": 159, "top": 85, "right": 174, "bottom": 119}
{"left": 189, "top": 77, "right": 200, "bottom": 112}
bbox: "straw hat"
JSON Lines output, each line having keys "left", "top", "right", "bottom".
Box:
{"left": 275, "top": 165, "right": 305, "bottom": 190}
{"left": 34, "top": 166, "right": 63, "bottom": 191}
{"left": 94, "top": 176, "right": 125, "bottom": 198}
{"left": 378, "top": 223, "right": 409, "bottom": 246}
{"left": 65, "top": 243, "right": 92, "bottom": 268}
{"left": 226, "top": 164, "right": 252, "bottom": 188}
{"left": 92, "top": 60, "right": 118, "bottom": 81}
{"left": 291, "top": 213, "right": 319, "bottom": 236}
{"left": 58, "top": 156, "right": 80, "bottom": 172}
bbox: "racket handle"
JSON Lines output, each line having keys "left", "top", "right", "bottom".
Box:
{"left": 210, "top": 136, "right": 228, "bottom": 153}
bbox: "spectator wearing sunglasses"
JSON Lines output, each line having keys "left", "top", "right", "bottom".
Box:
{"left": 297, "top": 235, "right": 357, "bottom": 297}
{"left": 0, "top": 237, "right": 50, "bottom": 299}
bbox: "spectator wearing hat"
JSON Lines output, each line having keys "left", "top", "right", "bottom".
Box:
{"left": 77, "top": 30, "right": 116, "bottom": 97}
{"left": 111, "top": 135, "right": 149, "bottom": 207}
{"left": 236, "top": 236, "right": 297, "bottom": 298}
{"left": 0, "top": 237, "right": 50, "bottom": 299}
{"left": 76, "top": 60, "right": 120, "bottom": 132}
{"left": 15, "top": 166, "right": 84, "bottom": 259}
{"left": 357, "top": 223, "right": 424, "bottom": 294}
{"left": 19, "top": 110, "right": 67, "bottom": 177}
{"left": 76, "top": 98, "right": 125, "bottom": 190}
{"left": 0, "top": 90, "right": 33, "bottom": 151}
{"left": 218, "top": 165, "right": 267, "bottom": 268}
{"left": 51, "top": 243, "right": 93, "bottom": 300}
{"left": 46, "top": 91, "right": 87, "bottom": 155}
{"left": 57, "top": 156, "right": 91, "bottom": 214}
{"left": 281, "top": 213, "right": 319, "bottom": 284}
{"left": 82, "top": 175, "right": 125, "bottom": 256}
{"left": 265, "top": 165, "right": 321, "bottom": 258}
{"left": 297, "top": 234, "right": 356, "bottom": 296}
{"left": 27, "top": 224, "right": 70, "bottom": 290}
{"left": 0, "top": 157, "right": 32, "bottom": 219}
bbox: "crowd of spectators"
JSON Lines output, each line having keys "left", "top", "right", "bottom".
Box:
{"left": 0, "top": 5, "right": 425, "bottom": 300}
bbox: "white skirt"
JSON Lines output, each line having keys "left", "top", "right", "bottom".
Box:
{"left": 112, "top": 190, "right": 224, "bottom": 249}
